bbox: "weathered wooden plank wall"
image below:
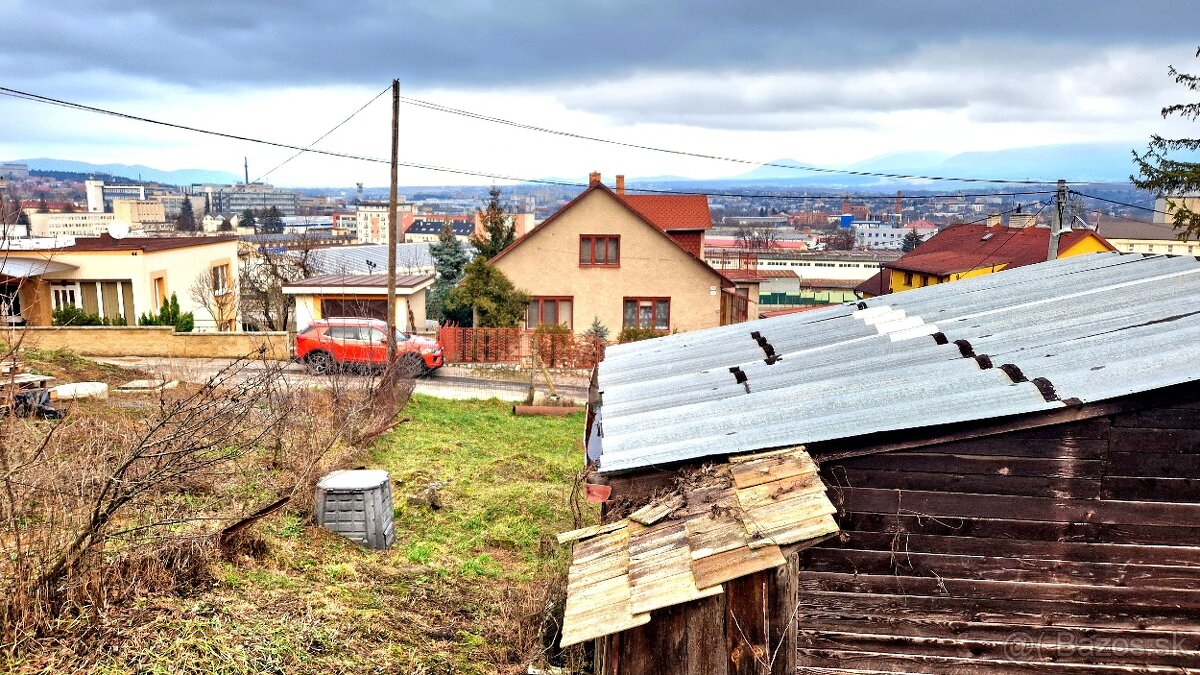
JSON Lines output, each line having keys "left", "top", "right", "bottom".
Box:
{"left": 800, "top": 399, "right": 1200, "bottom": 674}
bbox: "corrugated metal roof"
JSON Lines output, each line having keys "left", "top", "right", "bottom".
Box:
{"left": 304, "top": 243, "right": 440, "bottom": 275}
{"left": 595, "top": 252, "right": 1200, "bottom": 474}
{"left": 282, "top": 273, "right": 433, "bottom": 289}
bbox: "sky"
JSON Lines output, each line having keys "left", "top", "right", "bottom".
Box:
{"left": 0, "top": 0, "right": 1198, "bottom": 188}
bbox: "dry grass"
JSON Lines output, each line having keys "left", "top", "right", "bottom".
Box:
{"left": 1, "top": 353, "right": 592, "bottom": 674}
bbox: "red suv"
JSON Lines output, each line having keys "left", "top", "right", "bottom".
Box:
{"left": 295, "top": 318, "right": 444, "bottom": 375}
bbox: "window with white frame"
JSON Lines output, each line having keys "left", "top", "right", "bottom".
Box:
{"left": 212, "top": 263, "right": 231, "bottom": 296}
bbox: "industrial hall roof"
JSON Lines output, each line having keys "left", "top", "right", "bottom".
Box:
{"left": 557, "top": 447, "right": 838, "bottom": 647}
{"left": 594, "top": 252, "right": 1200, "bottom": 475}
{"left": 882, "top": 223, "right": 1113, "bottom": 276}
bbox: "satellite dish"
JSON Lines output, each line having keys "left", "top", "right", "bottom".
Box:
{"left": 107, "top": 220, "right": 130, "bottom": 239}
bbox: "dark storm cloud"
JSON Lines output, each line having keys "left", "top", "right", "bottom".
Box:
{"left": 3, "top": 0, "right": 1196, "bottom": 90}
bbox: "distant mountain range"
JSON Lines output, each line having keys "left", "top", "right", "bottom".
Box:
{"left": 725, "top": 142, "right": 1151, "bottom": 188}
{"left": 7, "top": 141, "right": 1172, "bottom": 191}
{"left": 7, "top": 158, "right": 240, "bottom": 186}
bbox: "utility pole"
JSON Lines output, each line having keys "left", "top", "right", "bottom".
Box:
{"left": 386, "top": 79, "right": 400, "bottom": 365}
{"left": 1047, "top": 179, "right": 1067, "bottom": 262}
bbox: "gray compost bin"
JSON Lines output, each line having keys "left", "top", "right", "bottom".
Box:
{"left": 315, "top": 470, "right": 395, "bottom": 549}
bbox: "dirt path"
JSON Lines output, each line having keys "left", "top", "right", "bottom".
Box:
{"left": 93, "top": 357, "right": 589, "bottom": 403}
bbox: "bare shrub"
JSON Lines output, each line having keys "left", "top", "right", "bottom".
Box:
{"left": 0, "top": 344, "right": 415, "bottom": 656}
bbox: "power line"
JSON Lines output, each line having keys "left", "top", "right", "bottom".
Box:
{"left": 254, "top": 84, "right": 392, "bottom": 184}
{"left": 399, "top": 94, "right": 1084, "bottom": 186}
{"left": 0, "top": 84, "right": 1053, "bottom": 201}
{"left": 1070, "top": 191, "right": 1172, "bottom": 216}
{"left": 956, "top": 199, "right": 1055, "bottom": 278}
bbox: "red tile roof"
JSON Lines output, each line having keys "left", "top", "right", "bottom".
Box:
{"left": 854, "top": 270, "right": 891, "bottom": 296}
{"left": 884, "top": 224, "right": 1113, "bottom": 276}
{"left": 617, "top": 193, "right": 712, "bottom": 231}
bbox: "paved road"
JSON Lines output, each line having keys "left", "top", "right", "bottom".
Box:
{"left": 94, "top": 357, "right": 589, "bottom": 403}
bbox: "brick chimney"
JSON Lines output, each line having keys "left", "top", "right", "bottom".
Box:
{"left": 589, "top": 171, "right": 601, "bottom": 186}
{"left": 616, "top": 175, "right": 625, "bottom": 194}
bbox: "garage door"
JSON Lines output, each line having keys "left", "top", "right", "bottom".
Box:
{"left": 321, "top": 298, "right": 388, "bottom": 322}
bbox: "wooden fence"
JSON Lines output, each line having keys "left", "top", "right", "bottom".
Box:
{"left": 437, "top": 327, "right": 606, "bottom": 369}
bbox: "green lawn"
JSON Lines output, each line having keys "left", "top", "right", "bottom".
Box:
{"left": 17, "top": 395, "right": 592, "bottom": 675}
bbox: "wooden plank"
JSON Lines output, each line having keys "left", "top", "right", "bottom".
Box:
{"left": 742, "top": 492, "right": 837, "bottom": 533}
{"left": 729, "top": 451, "right": 818, "bottom": 489}
{"left": 795, "top": 647, "right": 1199, "bottom": 674}
{"left": 558, "top": 519, "right": 626, "bottom": 545}
{"left": 685, "top": 511, "right": 749, "bottom": 560}
{"left": 790, "top": 588, "right": 1200, "bottom": 629}
{"left": 834, "top": 486, "right": 1200, "bottom": 527}
{"left": 902, "top": 434, "right": 1108, "bottom": 459}
{"left": 832, "top": 529, "right": 1200, "bottom": 566}
{"left": 724, "top": 555, "right": 798, "bottom": 675}
{"left": 629, "top": 493, "right": 685, "bottom": 526}
{"left": 1108, "top": 427, "right": 1200, "bottom": 455}
{"left": 748, "top": 514, "right": 838, "bottom": 549}
{"left": 835, "top": 511, "right": 1200, "bottom": 547}
{"left": 829, "top": 467, "right": 1103, "bottom": 498}
{"left": 601, "top": 592, "right": 731, "bottom": 675}
{"left": 1102, "top": 475, "right": 1200, "bottom": 502}
{"left": 797, "top": 571, "right": 1200, "bottom": 610}
{"left": 798, "top": 630, "right": 1200, "bottom": 668}
{"left": 1107, "top": 451, "right": 1200, "bottom": 477}
{"left": 800, "top": 546, "right": 1200, "bottom": 589}
{"left": 571, "top": 527, "right": 631, "bottom": 565}
{"left": 627, "top": 521, "right": 686, "bottom": 562}
{"left": 792, "top": 615, "right": 1200, "bottom": 652}
{"left": 691, "top": 544, "right": 785, "bottom": 589}
{"left": 629, "top": 570, "right": 723, "bottom": 615}
{"left": 560, "top": 608, "right": 649, "bottom": 649}
{"left": 1113, "top": 405, "right": 1200, "bottom": 430}
{"left": 735, "top": 472, "right": 826, "bottom": 510}
{"left": 829, "top": 452, "right": 1106, "bottom": 479}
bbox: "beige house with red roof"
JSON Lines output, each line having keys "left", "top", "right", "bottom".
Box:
{"left": 489, "top": 173, "right": 748, "bottom": 334}
{"left": 0, "top": 234, "right": 239, "bottom": 330}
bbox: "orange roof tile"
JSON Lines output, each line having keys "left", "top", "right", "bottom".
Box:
{"left": 617, "top": 193, "right": 712, "bottom": 231}
{"left": 885, "top": 224, "right": 1114, "bottom": 276}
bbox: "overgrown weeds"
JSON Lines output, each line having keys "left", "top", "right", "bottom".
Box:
{"left": 0, "top": 346, "right": 412, "bottom": 663}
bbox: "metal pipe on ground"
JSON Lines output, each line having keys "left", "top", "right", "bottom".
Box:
{"left": 513, "top": 405, "right": 583, "bottom": 417}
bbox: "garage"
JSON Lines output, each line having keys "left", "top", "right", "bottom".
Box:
{"left": 320, "top": 298, "right": 388, "bottom": 322}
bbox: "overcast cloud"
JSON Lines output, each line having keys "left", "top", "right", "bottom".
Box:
{"left": 0, "top": 1, "right": 1196, "bottom": 186}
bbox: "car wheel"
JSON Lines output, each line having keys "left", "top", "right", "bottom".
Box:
{"left": 305, "top": 351, "right": 335, "bottom": 375}
{"left": 398, "top": 353, "right": 425, "bottom": 378}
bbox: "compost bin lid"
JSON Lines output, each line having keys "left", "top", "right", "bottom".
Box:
{"left": 317, "top": 469, "right": 390, "bottom": 491}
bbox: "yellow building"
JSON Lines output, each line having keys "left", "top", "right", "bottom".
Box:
{"left": 112, "top": 199, "right": 167, "bottom": 227}
{"left": 282, "top": 274, "right": 433, "bottom": 333}
{"left": 489, "top": 173, "right": 744, "bottom": 333}
{"left": 860, "top": 223, "right": 1114, "bottom": 297}
{"left": 1, "top": 234, "right": 240, "bottom": 330}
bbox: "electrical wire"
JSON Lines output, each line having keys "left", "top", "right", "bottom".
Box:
{"left": 253, "top": 84, "right": 392, "bottom": 184}
{"left": 399, "top": 94, "right": 1086, "bottom": 186}
{"left": 0, "top": 84, "right": 1057, "bottom": 200}
{"left": 1070, "top": 191, "right": 1172, "bottom": 216}
{"left": 954, "top": 199, "right": 1055, "bottom": 278}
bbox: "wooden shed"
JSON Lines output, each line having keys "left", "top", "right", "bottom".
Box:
{"left": 573, "top": 252, "right": 1200, "bottom": 674}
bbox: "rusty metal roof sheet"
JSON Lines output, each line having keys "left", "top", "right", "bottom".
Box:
{"left": 558, "top": 447, "right": 837, "bottom": 647}
{"left": 596, "top": 252, "right": 1200, "bottom": 474}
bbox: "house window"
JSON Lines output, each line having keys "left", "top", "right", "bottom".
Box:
{"left": 903, "top": 271, "right": 913, "bottom": 286}
{"left": 50, "top": 282, "right": 81, "bottom": 310}
{"left": 212, "top": 264, "right": 231, "bottom": 295}
{"left": 624, "top": 298, "right": 670, "bottom": 330}
{"left": 527, "top": 297, "right": 573, "bottom": 329}
{"left": 153, "top": 275, "right": 167, "bottom": 309}
{"left": 580, "top": 235, "right": 620, "bottom": 266}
